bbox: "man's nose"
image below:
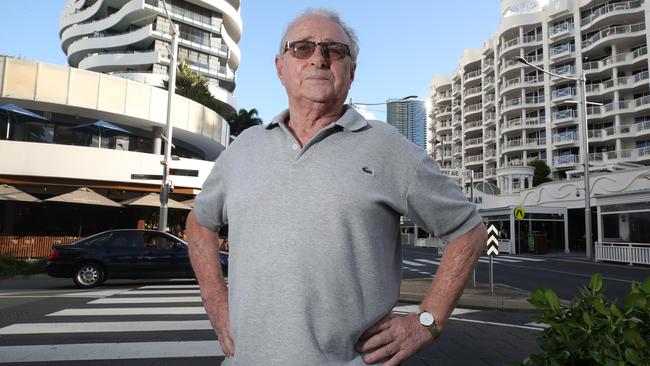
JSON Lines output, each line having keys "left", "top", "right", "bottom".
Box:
{"left": 309, "top": 44, "right": 330, "bottom": 68}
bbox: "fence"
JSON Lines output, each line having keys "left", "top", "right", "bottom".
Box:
{"left": 0, "top": 236, "right": 81, "bottom": 258}
{"left": 595, "top": 241, "right": 650, "bottom": 265}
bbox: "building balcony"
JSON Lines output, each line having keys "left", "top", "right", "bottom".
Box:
{"left": 551, "top": 87, "right": 577, "bottom": 103}
{"left": 589, "top": 96, "right": 650, "bottom": 117}
{"left": 589, "top": 146, "right": 650, "bottom": 165}
{"left": 501, "top": 117, "right": 522, "bottom": 133}
{"left": 484, "top": 131, "right": 497, "bottom": 144}
{"left": 464, "top": 70, "right": 481, "bottom": 82}
{"left": 549, "top": 43, "right": 576, "bottom": 60}
{"left": 583, "top": 46, "right": 647, "bottom": 74}
{"left": 586, "top": 71, "right": 649, "bottom": 96}
{"left": 504, "top": 159, "right": 524, "bottom": 167}
{"left": 549, "top": 21, "right": 574, "bottom": 39}
{"left": 463, "top": 103, "right": 483, "bottom": 116}
{"left": 525, "top": 117, "right": 545, "bottom": 128}
{"left": 465, "top": 154, "right": 484, "bottom": 166}
{"left": 553, "top": 109, "right": 578, "bottom": 125}
{"left": 550, "top": 65, "right": 576, "bottom": 81}
{"left": 581, "top": 22, "right": 646, "bottom": 52}
{"left": 484, "top": 148, "right": 497, "bottom": 161}
{"left": 523, "top": 75, "right": 543, "bottom": 86}
{"left": 483, "top": 76, "right": 495, "bottom": 90}
{"left": 437, "top": 120, "right": 453, "bottom": 131}
{"left": 482, "top": 59, "right": 494, "bottom": 72}
{"left": 553, "top": 131, "right": 579, "bottom": 145}
{"left": 500, "top": 98, "right": 524, "bottom": 113}
{"left": 465, "top": 137, "right": 483, "bottom": 148}
{"left": 464, "top": 120, "right": 482, "bottom": 132}
{"left": 581, "top": 0, "right": 644, "bottom": 29}
{"left": 436, "top": 106, "right": 453, "bottom": 116}
{"left": 485, "top": 167, "right": 497, "bottom": 177}
{"left": 484, "top": 113, "right": 496, "bottom": 126}
{"left": 464, "top": 85, "right": 482, "bottom": 98}
{"left": 553, "top": 154, "right": 580, "bottom": 168}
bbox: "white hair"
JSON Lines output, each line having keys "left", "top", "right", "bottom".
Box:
{"left": 278, "top": 8, "right": 359, "bottom": 62}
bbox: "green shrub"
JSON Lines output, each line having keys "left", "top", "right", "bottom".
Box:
{"left": 0, "top": 256, "right": 47, "bottom": 278}
{"left": 516, "top": 274, "right": 650, "bottom": 365}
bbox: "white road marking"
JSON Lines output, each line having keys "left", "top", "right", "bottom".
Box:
{"left": 417, "top": 271, "right": 431, "bottom": 275}
{"left": 48, "top": 307, "right": 207, "bottom": 316}
{"left": 449, "top": 317, "right": 545, "bottom": 331}
{"left": 414, "top": 259, "right": 441, "bottom": 265}
{"left": 525, "top": 322, "right": 549, "bottom": 328}
{"left": 121, "top": 290, "right": 201, "bottom": 295}
{"left": 480, "top": 256, "right": 521, "bottom": 263}
{"left": 392, "top": 305, "right": 479, "bottom": 316}
{"left": 499, "top": 256, "right": 545, "bottom": 262}
{"left": 137, "top": 285, "right": 199, "bottom": 289}
{"left": 89, "top": 296, "right": 202, "bottom": 304}
{"left": 0, "top": 320, "right": 212, "bottom": 335}
{"left": 0, "top": 341, "right": 223, "bottom": 363}
{"left": 402, "top": 260, "right": 426, "bottom": 267}
{"left": 55, "top": 289, "right": 129, "bottom": 297}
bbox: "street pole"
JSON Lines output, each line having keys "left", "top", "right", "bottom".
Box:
{"left": 159, "top": 0, "right": 178, "bottom": 233}
{"left": 580, "top": 70, "right": 593, "bottom": 260}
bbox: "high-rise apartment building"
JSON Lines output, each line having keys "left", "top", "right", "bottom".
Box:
{"left": 387, "top": 99, "right": 427, "bottom": 149}
{"left": 59, "top": 0, "right": 241, "bottom": 117}
{"left": 429, "top": 0, "right": 650, "bottom": 194}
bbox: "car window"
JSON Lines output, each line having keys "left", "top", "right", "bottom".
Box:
{"left": 83, "top": 232, "right": 114, "bottom": 247}
{"left": 110, "top": 232, "right": 139, "bottom": 248}
{"left": 143, "top": 233, "right": 178, "bottom": 250}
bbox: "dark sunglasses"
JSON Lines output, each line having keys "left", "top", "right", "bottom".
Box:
{"left": 284, "top": 40, "right": 351, "bottom": 61}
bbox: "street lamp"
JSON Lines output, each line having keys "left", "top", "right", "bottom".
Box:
{"left": 516, "top": 57, "right": 602, "bottom": 260}
{"left": 159, "top": 0, "right": 179, "bottom": 233}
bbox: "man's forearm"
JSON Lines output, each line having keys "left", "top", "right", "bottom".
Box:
{"left": 420, "top": 223, "right": 487, "bottom": 331}
{"left": 186, "top": 212, "right": 228, "bottom": 319}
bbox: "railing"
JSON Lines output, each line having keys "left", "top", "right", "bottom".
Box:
{"left": 465, "top": 120, "right": 482, "bottom": 129}
{"left": 504, "top": 77, "right": 521, "bottom": 88}
{"left": 465, "top": 70, "right": 481, "bottom": 80}
{"left": 465, "top": 86, "right": 482, "bottom": 95}
{"left": 553, "top": 109, "right": 577, "bottom": 121}
{"left": 524, "top": 54, "right": 544, "bottom": 63}
{"left": 505, "top": 159, "right": 524, "bottom": 167}
{"left": 484, "top": 113, "right": 496, "bottom": 122}
{"left": 464, "top": 104, "right": 482, "bottom": 113}
{"left": 550, "top": 43, "right": 576, "bottom": 57}
{"left": 583, "top": 46, "right": 647, "bottom": 72}
{"left": 466, "top": 137, "right": 483, "bottom": 146}
{"left": 549, "top": 21, "right": 574, "bottom": 36}
{"left": 484, "top": 76, "right": 495, "bottom": 85}
{"left": 582, "top": 22, "right": 646, "bottom": 49}
{"left": 552, "top": 87, "right": 576, "bottom": 100}
{"left": 0, "top": 236, "right": 81, "bottom": 258}
{"left": 596, "top": 241, "right": 650, "bottom": 265}
{"left": 465, "top": 154, "right": 484, "bottom": 163}
{"left": 553, "top": 131, "right": 578, "bottom": 143}
{"left": 551, "top": 64, "right": 576, "bottom": 77}
{"left": 523, "top": 34, "right": 543, "bottom": 43}
{"left": 502, "top": 37, "right": 520, "bottom": 50}
{"left": 524, "top": 75, "right": 541, "bottom": 83}
{"left": 526, "top": 117, "right": 544, "bottom": 126}
{"left": 525, "top": 95, "right": 545, "bottom": 104}
{"left": 525, "top": 137, "right": 546, "bottom": 146}
{"left": 502, "top": 117, "right": 522, "bottom": 130}
{"left": 553, "top": 154, "right": 580, "bottom": 165}
{"left": 504, "top": 139, "right": 522, "bottom": 149}
{"left": 581, "top": 1, "right": 643, "bottom": 26}
{"left": 485, "top": 168, "right": 497, "bottom": 176}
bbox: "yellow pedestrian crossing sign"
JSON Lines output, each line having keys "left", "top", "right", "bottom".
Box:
{"left": 514, "top": 207, "right": 525, "bottom": 220}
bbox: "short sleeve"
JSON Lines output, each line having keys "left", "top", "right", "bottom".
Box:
{"left": 193, "top": 153, "right": 228, "bottom": 231}
{"left": 404, "top": 155, "right": 482, "bottom": 243}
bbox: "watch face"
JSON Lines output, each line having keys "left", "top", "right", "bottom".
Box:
{"left": 419, "top": 312, "right": 434, "bottom": 327}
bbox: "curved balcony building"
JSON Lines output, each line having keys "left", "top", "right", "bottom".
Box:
{"left": 59, "top": 0, "right": 242, "bottom": 116}
{"left": 429, "top": 0, "right": 650, "bottom": 195}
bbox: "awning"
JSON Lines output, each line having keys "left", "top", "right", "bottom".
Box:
{"left": 45, "top": 187, "right": 122, "bottom": 207}
{"left": 0, "top": 104, "right": 48, "bottom": 120}
{"left": 120, "top": 193, "right": 191, "bottom": 210}
{"left": 0, "top": 184, "right": 41, "bottom": 202}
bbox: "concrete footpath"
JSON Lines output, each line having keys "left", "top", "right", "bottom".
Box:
{"left": 400, "top": 277, "right": 536, "bottom": 311}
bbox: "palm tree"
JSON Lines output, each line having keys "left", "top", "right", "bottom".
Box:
{"left": 228, "top": 108, "right": 263, "bottom": 137}
{"left": 162, "top": 59, "right": 232, "bottom": 118}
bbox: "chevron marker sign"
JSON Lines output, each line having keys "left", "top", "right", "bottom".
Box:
{"left": 486, "top": 224, "right": 499, "bottom": 256}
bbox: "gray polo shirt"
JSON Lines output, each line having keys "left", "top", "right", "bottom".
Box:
{"left": 194, "top": 106, "right": 481, "bottom": 365}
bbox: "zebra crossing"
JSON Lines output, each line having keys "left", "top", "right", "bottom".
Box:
{"left": 402, "top": 255, "right": 546, "bottom": 275}
{"left": 0, "top": 281, "right": 225, "bottom": 363}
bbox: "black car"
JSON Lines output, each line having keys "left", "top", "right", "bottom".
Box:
{"left": 47, "top": 229, "right": 228, "bottom": 288}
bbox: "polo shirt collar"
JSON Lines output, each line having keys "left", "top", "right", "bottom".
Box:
{"left": 265, "top": 105, "right": 369, "bottom": 132}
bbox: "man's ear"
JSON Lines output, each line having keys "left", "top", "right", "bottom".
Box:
{"left": 350, "top": 62, "right": 356, "bottom": 84}
{"left": 275, "top": 55, "right": 285, "bottom": 86}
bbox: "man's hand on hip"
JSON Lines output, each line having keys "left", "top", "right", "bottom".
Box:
{"left": 355, "top": 313, "right": 433, "bottom": 365}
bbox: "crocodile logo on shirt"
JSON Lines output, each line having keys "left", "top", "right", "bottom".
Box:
{"left": 362, "top": 167, "right": 374, "bottom": 175}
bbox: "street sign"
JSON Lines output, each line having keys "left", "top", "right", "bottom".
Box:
{"left": 486, "top": 224, "right": 499, "bottom": 256}
{"left": 514, "top": 207, "right": 525, "bottom": 220}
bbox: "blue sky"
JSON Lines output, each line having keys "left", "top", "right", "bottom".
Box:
{"left": 0, "top": 0, "right": 500, "bottom": 123}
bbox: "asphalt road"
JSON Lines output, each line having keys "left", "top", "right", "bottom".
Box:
{"left": 0, "top": 275, "right": 542, "bottom": 365}
{"left": 402, "top": 246, "right": 650, "bottom": 301}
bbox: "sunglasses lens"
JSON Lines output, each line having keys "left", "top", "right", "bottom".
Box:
{"left": 291, "top": 41, "right": 317, "bottom": 59}
{"left": 324, "top": 43, "right": 348, "bottom": 60}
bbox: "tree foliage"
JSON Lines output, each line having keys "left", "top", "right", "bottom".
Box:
{"left": 516, "top": 274, "right": 650, "bottom": 366}
{"left": 227, "top": 108, "right": 263, "bottom": 137}
{"left": 528, "top": 159, "right": 552, "bottom": 186}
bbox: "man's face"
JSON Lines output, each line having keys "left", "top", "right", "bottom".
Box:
{"left": 275, "top": 16, "right": 356, "bottom": 108}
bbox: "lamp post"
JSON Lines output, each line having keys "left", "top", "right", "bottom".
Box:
{"left": 516, "top": 57, "right": 602, "bottom": 260}
{"left": 159, "top": 0, "right": 179, "bottom": 233}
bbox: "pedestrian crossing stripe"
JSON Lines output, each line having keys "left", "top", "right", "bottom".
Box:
{"left": 48, "top": 307, "right": 208, "bottom": 316}
{"left": 89, "top": 296, "right": 202, "bottom": 304}
{"left": 0, "top": 341, "right": 224, "bottom": 363}
{"left": 403, "top": 256, "right": 546, "bottom": 267}
{"left": 0, "top": 320, "right": 213, "bottom": 335}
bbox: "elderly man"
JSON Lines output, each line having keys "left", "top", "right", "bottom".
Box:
{"left": 187, "top": 8, "right": 486, "bottom": 366}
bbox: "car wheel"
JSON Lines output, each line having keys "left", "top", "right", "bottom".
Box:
{"left": 73, "top": 263, "right": 104, "bottom": 288}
